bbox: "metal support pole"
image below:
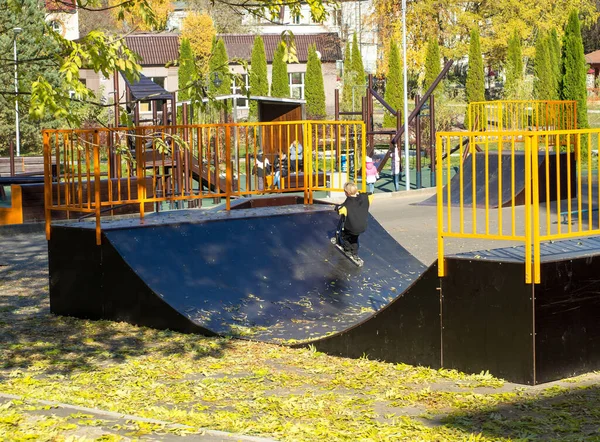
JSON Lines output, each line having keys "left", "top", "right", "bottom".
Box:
{"left": 334, "top": 89, "right": 339, "bottom": 121}
{"left": 401, "top": 0, "right": 410, "bottom": 191}
{"left": 397, "top": 110, "right": 402, "bottom": 174}
{"left": 113, "top": 69, "right": 120, "bottom": 128}
{"left": 13, "top": 28, "right": 21, "bottom": 157}
{"left": 415, "top": 95, "right": 422, "bottom": 189}
{"left": 9, "top": 141, "right": 15, "bottom": 176}
{"left": 367, "top": 74, "right": 374, "bottom": 156}
{"left": 430, "top": 94, "right": 436, "bottom": 187}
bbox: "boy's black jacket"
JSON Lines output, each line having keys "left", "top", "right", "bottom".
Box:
{"left": 340, "top": 193, "right": 370, "bottom": 234}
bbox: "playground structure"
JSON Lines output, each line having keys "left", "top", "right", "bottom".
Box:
{"left": 335, "top": 61, "right": 454, "bottom": 189}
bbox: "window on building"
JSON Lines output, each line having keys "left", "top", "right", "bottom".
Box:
{"left": 332, "top": 9, "right": 342, "bottom": 26}
{"left": 289, "top": 72, "right": 305, "bottom": 99}
{"left": 68, "top": 79, "right": 88, "bottom": 100}
{"left": 139, "top": 77, "right": 166, "bottom": 113}
{"left": 292, "top": 14, "right": 301, "bottom": 24}
{"left": 232, "top": 74, "right": 249, "bottom": 108}
{"left": 49, "top": 19, "right": 65, "bottom": 36}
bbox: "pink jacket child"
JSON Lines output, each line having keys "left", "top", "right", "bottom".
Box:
{"left": 365, "top": 157, "right": 379, "bottom": 194}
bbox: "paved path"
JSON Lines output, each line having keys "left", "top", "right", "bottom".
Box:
{"left": 369, "top": 189, "right": 522, "bottom": 266}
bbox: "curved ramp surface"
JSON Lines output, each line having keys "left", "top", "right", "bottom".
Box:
{"left": 417, "top": 151, "right": 573, "bottom": 209}
{"left": 102, "top": 205, "right": 428, "bottom": 343}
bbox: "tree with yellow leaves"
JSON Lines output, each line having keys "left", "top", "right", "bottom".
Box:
{"left": 181, "top": 12, "right": 217, "bottom": 76}
{"left": 109, "top": 0, "right": 173, "bottom": 32}
{"left": 371, "top": 0, "right": 597, "bottom": 75}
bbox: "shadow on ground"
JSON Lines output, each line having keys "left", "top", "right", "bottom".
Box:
{"left": 441, "top": 382, "right": 600, "bottom": 440}
{"left": 0, "top": 233, "right": 231, "bottom": 378}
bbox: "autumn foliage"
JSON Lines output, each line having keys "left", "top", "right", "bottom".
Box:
{"left": 181, "top": 12, "right": 216, "bottom": 76}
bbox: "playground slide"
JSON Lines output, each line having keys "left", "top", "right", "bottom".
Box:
{"left": 189, "top": 155, "right": 236, "bottom": 193}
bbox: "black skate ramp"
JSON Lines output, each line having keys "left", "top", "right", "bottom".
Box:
{"left": 49, "top": 199, "right": 600, "bottom": 382}
{"left": 48, "top": 202, "right": 441, "bottom": 366}
{"left": 417, "top": 151, "right": 574, "bottom": 208}
{"left": 442, "top": 236, "right": 600, "bottom": 384}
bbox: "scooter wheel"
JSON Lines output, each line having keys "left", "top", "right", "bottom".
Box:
{"left": 330, "top": 237, "right": 337, "bottom": 244}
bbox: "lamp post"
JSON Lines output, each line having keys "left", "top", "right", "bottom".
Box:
{"left": 13, "top": 27, "right": 22, "bottom": 157}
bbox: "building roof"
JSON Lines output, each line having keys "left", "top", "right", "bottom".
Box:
{"left": 124, "top": 34, "right": 180, "bottom": 66}
{"left": 586, "top": 50, "right": 600, "bottom": 66}
{"left": 122, "top": 72, "right": 174, "bottom": 102}
{"left": 122, "top": 33, "right": 342, "bottom": 67}
{"left": 179, "top": 94, "right": 305, "bottom": 105}
{"left": 45, "top": 0, "right": 76, "bottom": 13}
{"left": 221, "top": 33, "right": 342, "bottom": 63}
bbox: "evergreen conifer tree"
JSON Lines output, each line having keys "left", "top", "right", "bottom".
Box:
{"left": 533, "top": 33, "right": 553, "bottom": 100}
{"left": 249, "top": 35, "right": 269, "bottom": 119}
{"left": 178, "top": 38, "right": 196, "bottom": 103}
{"left": 209, "top": 39, "right": 230, "bottom": 94}
{"left": 208, "top": 38, "right": 231, "bottom": 104}
{"left": 465, "top": 28, "right": 485, "bottom": 130}
{"left": 208, "top": 38, "right": 231, "bottom": 116}
{"left": 305, "top": 44, "right": 326, "bottom": 118}
{"left": 423, "top": 37, "right": 442, "bottom": 99}
{"left": 549, "top": 29, "right": 562, "bottom": 99}
{"left": 341, "top": 40, "right": 356, "bottom": 113}
{"left": 351, "top": 33, "right": 365, "bottom": 95}
{"left": 270, "top": 41, "right": 289, "bottom": 98}
{"left": 383, "top": 41, "right": 403, "bottom": 128}
{"left": 561, "top": 10, "right": 588, "bottom": 130}
{"left": 504, "top": 30, "right": 523, "bottom": 99}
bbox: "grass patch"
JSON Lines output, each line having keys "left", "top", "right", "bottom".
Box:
{"left": 2, "top": 312, "right": 600, "bottom": 441}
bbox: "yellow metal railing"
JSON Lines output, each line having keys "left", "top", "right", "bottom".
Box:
{"left": 468, "top": 100, "right": 577, "bottom": 132}
{"left": 43, "top": 120, "right": 366, "bottom": 244}
{"left": 437, "top": 128, "right": 600, "bottom": 283}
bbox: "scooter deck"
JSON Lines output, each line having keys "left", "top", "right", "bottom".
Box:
{"left": 330, "top": 237, "right": 364, "bottom": 267}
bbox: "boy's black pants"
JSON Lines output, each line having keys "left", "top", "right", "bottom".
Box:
{"left": 341, "top": 230, "right": 359, "bottom": 255}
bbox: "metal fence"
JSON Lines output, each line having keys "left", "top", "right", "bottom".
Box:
{"left": 43, "top": 120, "right": 366, "bottom": 244}
{"left": 468, "top": 100, "right": 577, "bottom": 132}
{"left": 437, "top": 128, "right": 600, "bottom": 283}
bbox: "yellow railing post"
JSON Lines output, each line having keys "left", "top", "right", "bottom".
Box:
{"left": 530, "top": 135, "right": 541, "bottom": 284}
{"left": 305, "top": 122, "right": 312, "bottom": 204}
{"left": 524, "top": 135, "right": 533, "bottom": 284}
{"left": 499, "top": 103, "right": 503, "bottom": 132}
{"left": 361, "top": 121, "right": 367, "bottom": 192}
{"left": 437, "top": 133, "right": 445, "bottom": 277}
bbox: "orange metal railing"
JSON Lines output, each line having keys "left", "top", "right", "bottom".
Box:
{"left": 43, "top": 120, "right": 366, "bottom": 244}
{"left": 437, "top": 127, "right": 600, "bottom": 283}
